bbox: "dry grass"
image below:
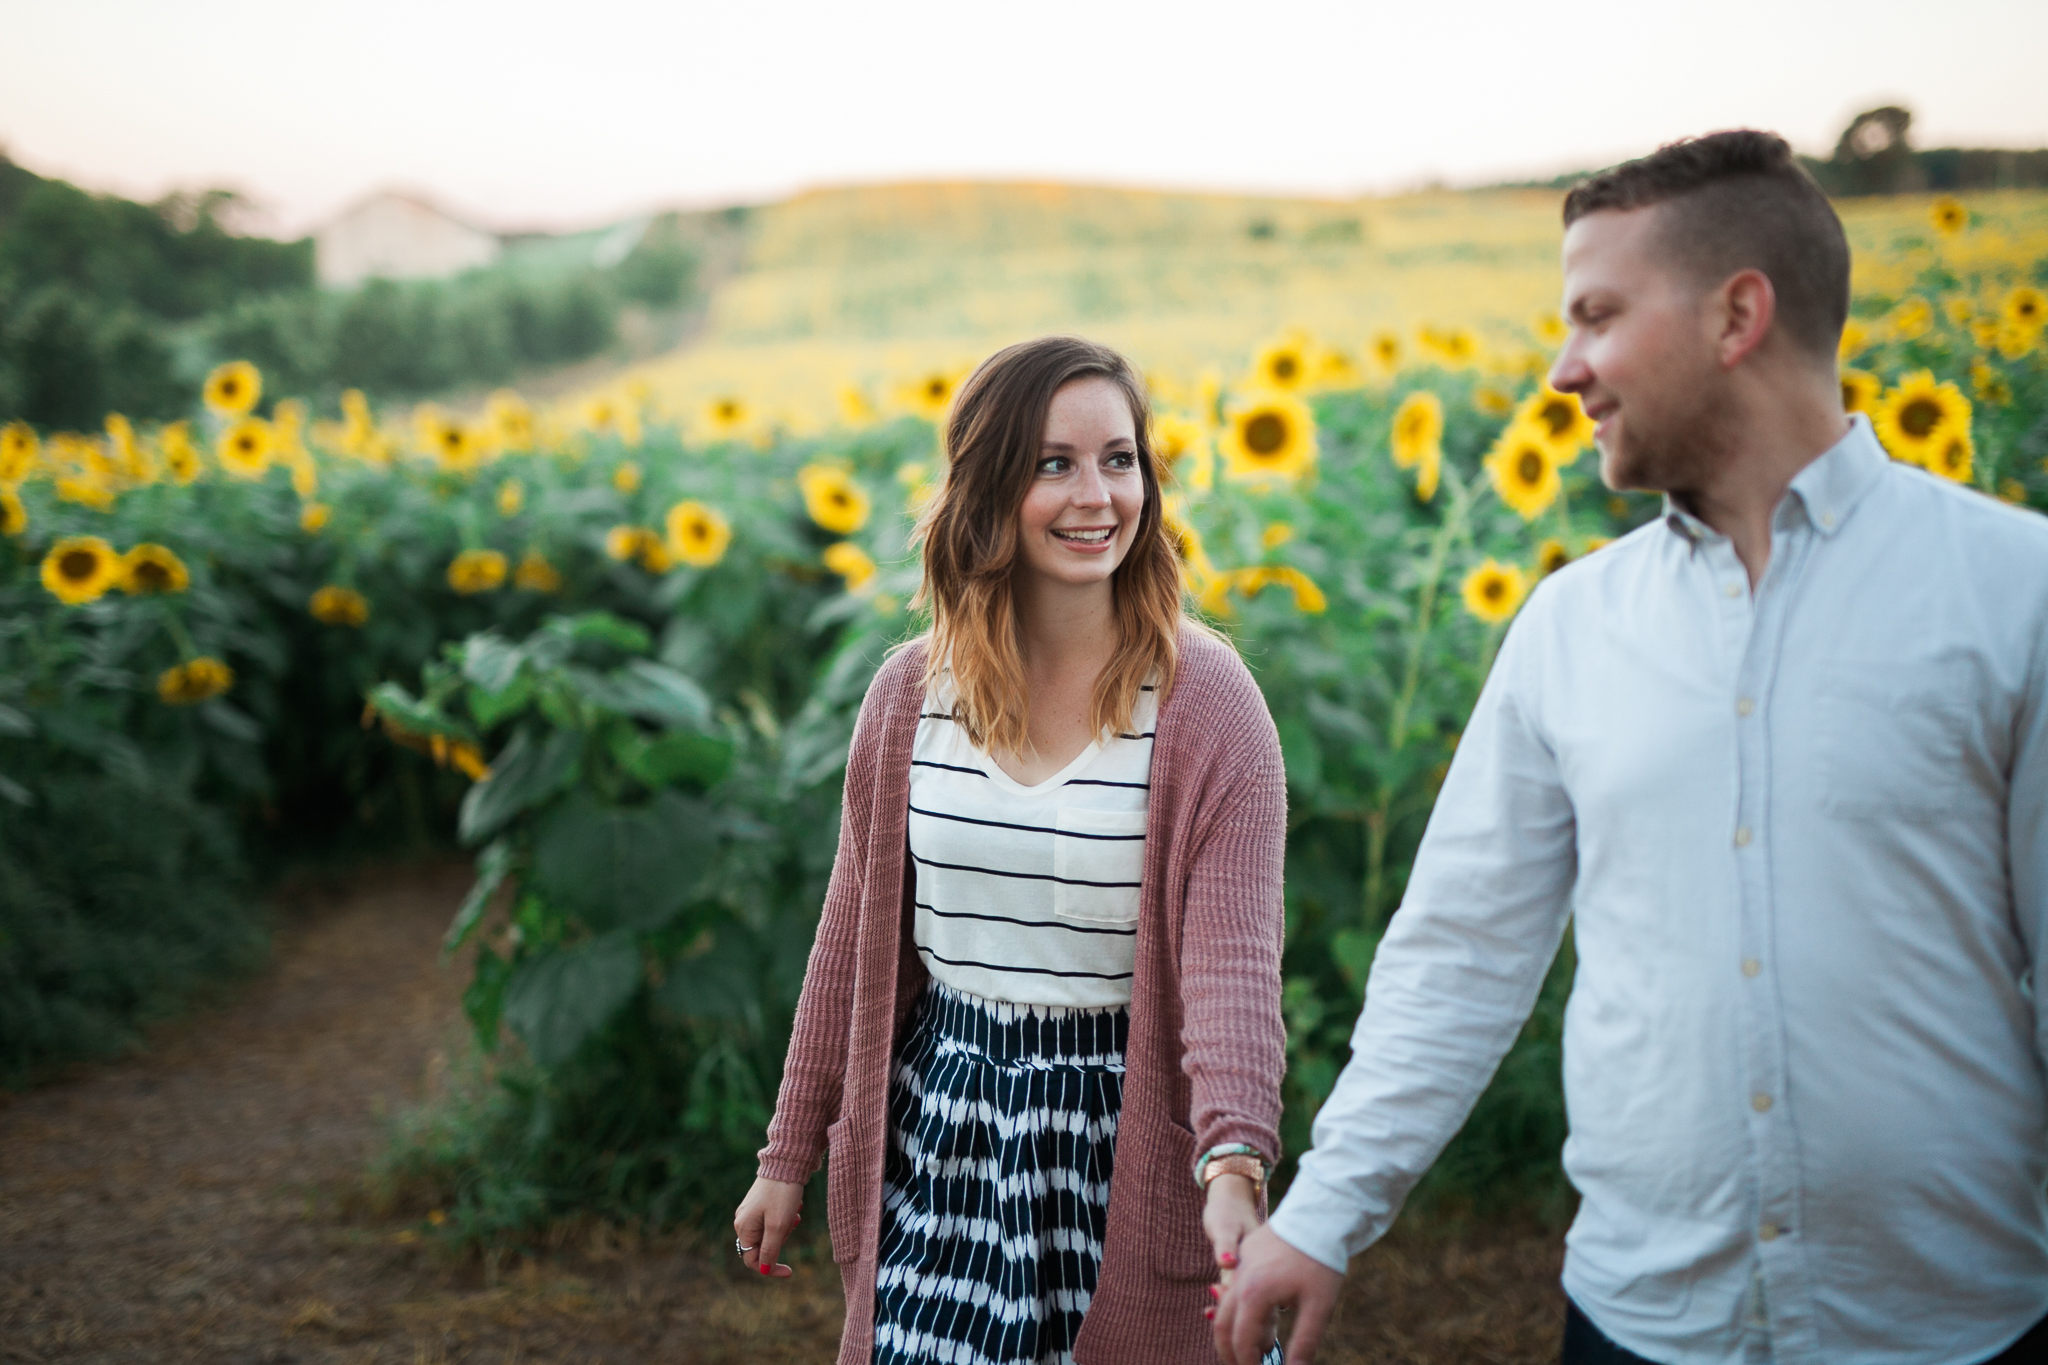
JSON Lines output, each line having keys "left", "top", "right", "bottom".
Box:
{"left": 0, "top": 860, "right": 1564, "bottom": 1363}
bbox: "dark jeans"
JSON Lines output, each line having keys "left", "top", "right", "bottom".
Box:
{"left": 1562, "top": 1299, "right": 2048, "bottom": 1365}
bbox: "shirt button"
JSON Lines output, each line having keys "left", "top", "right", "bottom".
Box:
{"left": 1724, "top": 583, "right": 1743, "bottom": 598}
{"left": 1736, "top": 697, "right": 1755, "bottom": 717}
{"left": 1760, "top": 1222, "right": 1782, "bottom": 1243}
{"left": 1752, "top": 1092, "right": 1773, "bottom": 1113}
{"left": 1734, "top": 826, "right": 1753, "bottom": 848}
{"left": 1820, "top": 512, "right": 1836, "bottom": 529}
{"left": 1742, "top": 957, "right": 1762, "bottom": 978}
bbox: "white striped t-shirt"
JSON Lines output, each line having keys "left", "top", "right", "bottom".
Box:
{"left": 906, "top": 680, "right": 1156, "bottom": 1009}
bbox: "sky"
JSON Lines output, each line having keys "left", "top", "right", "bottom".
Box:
{"left": 3, "top": 0, "right": 2045, "bottom": 237}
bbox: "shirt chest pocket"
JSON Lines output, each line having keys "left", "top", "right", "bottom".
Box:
{"left": 1052, "top": 807, "right": 1148, "bottom": 926}
{"left": 1816, "top": 659, "right": 1974, "bottom": 822}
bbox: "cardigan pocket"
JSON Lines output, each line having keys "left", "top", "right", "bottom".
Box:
{"left": 1146, "top": 1119, "right": 1217, "bottom": 1282}
{"left": 824, "top": 1115, "right": 861, "bottom": 1263}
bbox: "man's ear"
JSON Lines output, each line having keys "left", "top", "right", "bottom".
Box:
{"left": 1718, "top": 269, "right": 1776, "bottom": 370}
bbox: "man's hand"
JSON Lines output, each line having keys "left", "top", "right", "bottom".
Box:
{"left": 732, "top": 1175, "right": 803, "bottom": 1278}
{"left": 1213, "top": 1223, "right": 1344, "bottom": 1365}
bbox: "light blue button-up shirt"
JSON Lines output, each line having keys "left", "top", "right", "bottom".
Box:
{"left": 1271, "top": 416, "right": 2048, "bottom": 1363}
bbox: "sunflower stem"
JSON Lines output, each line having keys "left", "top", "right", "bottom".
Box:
{"left": 161, "top": 609, "right": 198, "bottom": 662}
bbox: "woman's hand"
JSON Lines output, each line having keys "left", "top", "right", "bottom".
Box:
{"left": 1201, "top": 1172, "right": 1262, "bottom": 1292}
{"left": 733, "top": 1175, "right": 804, "bottom": 1278}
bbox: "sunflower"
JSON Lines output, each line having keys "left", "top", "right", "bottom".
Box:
{"left": 288, "top": 457, "right": 318, "bottom": 500}
{"left": 1484, "top": 423, "right": 1563, "bottom": 521}
{"left": 1970, "top": 360, "right": 2012, "bottom": 407}
{"left": 157, "top": 657, "right": 234, "bottom": 705}
{"left": 0, "top": 421, "right": 37, "bottom": 483}
{"left": 2004, "top": 286, "right": 2046, "bottom": 332}
{"left": 897, "top": 461, "right": 939, "bottom": 510}
{"left": 1999, "top": 321, "right": 2040, "bottom": 360}
{"left": 1838, "top": 321, "right": 1870, "bottom": 361}
{"left": 1368, "top": 331, "right": 1402, "bottom": 374}
{"left": 496, "top": 478, "right": 525, "bottom": 516}
{"left": 823, "top": 541, "right": 878, "bottom": 591}
{"left": 105, "top": 414, "right": 151, "bottom": 483}
{"left": 417, "top": 409, "right": 485, "bottom": 473}
{"left": 447, "top": 549, "right": 509, "bottom": 594}
{"left": 1389, "top": 391, "right": 1443, "bottom": 470}
{"left": 1474, "top": 385, "right": 1514, "bottom": 417}
{"left": 1873, "top": 370, "right": 1971, "bottom": 465}
{"left": 1929, "top": 197, "right": 1968, "bottom": 236}
{"left": 1154, "top": 413, "right": 1212, "bottom": 488}
{"left": 1249, "top": 332, "right": 1313, "bottom": 392}
{"left": 1535, "top": 539, "right": 1572, "bottom": 577}
{"left": 299, "top": 502, "right": 330, "bottom": 533}
{"left": 702, "top": 395, "right": 753, "bottom": 438}
{"left": 1311, "top": 346, "right": 1359, "bottom": 390}
{"left": 1, "top": 489, "right": 27, "bottom": 537}
{"left": 1515, "top": 383, "right": 1596, "bottom": 461}
{"left": 515, "top": 550, "right": 562, "bottom": 593}
{"left": 203, "top": 361, "right": 261, "bottom": 417}
{"left": 1999, "top": 480, "right": 2028, "bottom": 506}
{"left": 1534, "top": 311, "right": 1568, "bottom": 346}
{"left": 1221, "top": 565, "right": 1327, "bottom": 615}
{"left": 1415, "top": 446, "right": 1442, "bottom": 503}
{"left": 1418, "top": 326, "right": 1479, "bottom": 368}
{"left": 1261, "top": 522, "right": 1294, "bottom": 549}
{"left": 1840, "top": 369, "right": 1882, "bottom": 416}
{"left": 606, "top": 525, "right": 656, "bottom": 562}
{"left": 41, "top": 535, "right": 122, "bottom": 604}
{"left": 309, "top": 585, "right": 370, "bottom": 626}
{"left": 837, "top": 384, "right": 877, "bottom": 426}
{"left": 1944, "top": 296, "right": 1977, "bottom": 328}
{"left": 1888, "top": 296, "right": 1933, "bottom": 341}
{"left": 160, "top": 422, "right": 202, "bottom": 484}
{"left": 1162, "top": 500, "right": 1219, "bottom": 592}
{"left": 216, "top": 418, "right": 274, "bottom": 479}
{"left": 613, "top": 462, "right": 642, "bottom": 494}
{"left": 1220, "top": 392, "right": 1317, "bottom": 485}
{"left": 434, "top": 736, "right": 491, "bottom": 782}
{"left": 666, "top": 500, "right": 733, "bottom": 568}
{"left": 581, "top": 395, "right": 619, "bottom": 431}
{"left": 1925, "top": 430, "right": 1974, "bottom": 484}
{"left": 1461, "top": 559, "right": 1528, "bottom": 624}
{"left": 121, "top": 544, "right": 190, "bottom": 595}
{"left": 488, "top": 391, "right": 534, "bottom": 451}
{"left": 56, "top": 476, "right": 115, "bottom": 510}
{"left": 797, "top": 464, "right": 872, "bottom": 534}
{"left": 899, "top": 367, "right": 967, "bottom": 422}
{"left": 1972, "top": 316, "right": 2001, "bottom": 350}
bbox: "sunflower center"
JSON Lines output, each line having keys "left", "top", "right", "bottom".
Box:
{"left": 60, "top": 550, "right": 99, "bottom": 581}
{"left": 1539, "top": 399, "right": 1575, "bottom": 437}
{"left": 1516, "top": 450, "right": 1545, "bottom": 484}
{"left": 1272, "top": 356, "right": 1298, "bottom": 381}
{"left": 135, "top": 562, "right": 170, "bottom": 590}
{"left": 1899, "top": 397, "right": 1942, "bottom": 438}
{"left": 1244, "top": 414, "right": 1288, "bottom": 456}
{"left": 1481, "top": 579, "right": 1504, "bottom": 603}
{"left": 926, "top": 380, "right": 946, "bottom": 400}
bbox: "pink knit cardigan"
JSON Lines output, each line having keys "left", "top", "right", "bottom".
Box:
{"left": 757, "top": 627, "right": 1288, "bottom": 1364}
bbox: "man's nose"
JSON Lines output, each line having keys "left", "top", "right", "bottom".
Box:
{"left": 1547, "top": 337, "right": 1592, "bottom": 396}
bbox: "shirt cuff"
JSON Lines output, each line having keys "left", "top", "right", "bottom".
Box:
{"left": 1269, "top": 1168, "right": 1380, "bottom": 1274}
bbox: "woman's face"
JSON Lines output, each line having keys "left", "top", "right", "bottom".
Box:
{"left": 1013, "top": 376, "right": 1146, "bottom": 592}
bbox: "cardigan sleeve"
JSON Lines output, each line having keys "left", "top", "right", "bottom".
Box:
{"left": 1174, "top": 663, "right": 1290, "bottom": 1169}
{"left": 755, "top": 654, "right": 903, "bottom": 1183}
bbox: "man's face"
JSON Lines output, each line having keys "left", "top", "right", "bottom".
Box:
{"left": 1548, "top": 207, "right": 1725, "bottom": 494}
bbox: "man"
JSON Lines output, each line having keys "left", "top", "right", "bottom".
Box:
{"left": 1215, "top": 131, "right": 2048, "bottom": 1364}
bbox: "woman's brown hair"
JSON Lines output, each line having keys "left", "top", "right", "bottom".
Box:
{"left": 909, "top": 335, "right": 1189, "bottom": 757}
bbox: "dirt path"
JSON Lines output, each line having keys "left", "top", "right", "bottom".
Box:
{"left": 0, "top": 862, "right": 1564, "bottom": 1364}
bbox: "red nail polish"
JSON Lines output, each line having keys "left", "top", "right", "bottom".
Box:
{"left": 1220, "top": 1252, "right": 1238, "bottom": 1268}
{"left": 760, "top": 1264, "right": 770, "bottom": 1275}
{"left": 1208, "top": 1285, "right": 1221, "bottom": 1300}
{"left": 1204, "top": 1308, "right": 1216, "bottom": 1320}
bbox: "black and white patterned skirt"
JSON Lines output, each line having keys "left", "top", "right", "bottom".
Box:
{"left": 872, "top": 980, "right": 1127, "bottom": 1365}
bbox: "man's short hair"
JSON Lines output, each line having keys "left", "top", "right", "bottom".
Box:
{"left": 1563, "top": 130, "right": 1850, "bottom": 360}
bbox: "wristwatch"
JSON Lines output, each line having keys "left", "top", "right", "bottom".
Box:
{"left": 1193, "top": 1143, "right": 1269, "bottom": 1190}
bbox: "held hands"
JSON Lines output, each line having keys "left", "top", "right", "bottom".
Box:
{"left": 1212, "top": 1222, "right": 1345, "bottom": 1365}
{"left": 732, "top": 1175, "right": 803, "bottom": 1278}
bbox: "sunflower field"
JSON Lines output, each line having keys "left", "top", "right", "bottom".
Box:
{"left": 2, "top": 191, "right": 2044, "bottom": 1238}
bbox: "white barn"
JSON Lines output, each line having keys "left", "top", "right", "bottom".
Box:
{"left": 314, "top": 191, "right": 502, "bottom": 288}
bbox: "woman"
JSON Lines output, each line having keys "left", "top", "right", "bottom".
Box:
{"left": 734, "top": 335, "right": 1287, "bottom": 1365}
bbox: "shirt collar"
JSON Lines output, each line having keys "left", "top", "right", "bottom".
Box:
{"left": 1660, "top": 414, "right": 1888, "bottom": 548}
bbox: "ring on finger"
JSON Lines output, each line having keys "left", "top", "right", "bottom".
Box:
{"left": 735, "top": 1239, "right": 756, "bottom": 1256}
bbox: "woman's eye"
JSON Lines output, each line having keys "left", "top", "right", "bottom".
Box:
{"left": 1107, "top": 451, "right": 1136, "bottom": 469}
{"left": 1038, "top": 457, "right": 1068, "bottom": 475}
